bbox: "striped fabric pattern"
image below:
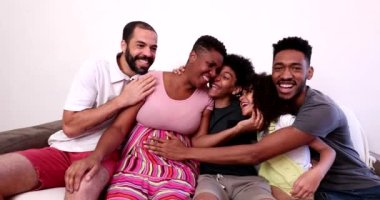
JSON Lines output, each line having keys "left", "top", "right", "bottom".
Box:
{"left": 107, "top": 173, "right": 193, "bottom": 199}
{"left": 106, "top": 123, "right": 199, "bottom": 199}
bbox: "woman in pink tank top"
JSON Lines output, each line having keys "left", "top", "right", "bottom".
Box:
{"left": 67, "top": 35, "right": 226, "bottom": 200}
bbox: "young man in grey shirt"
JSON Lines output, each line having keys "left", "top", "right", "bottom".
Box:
{"left": 146, "top": 37, "right": 380, "bottom": 200}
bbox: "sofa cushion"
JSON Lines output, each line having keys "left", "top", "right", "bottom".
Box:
{"left": 9, "top": 187, "right": 65, "bottom": 200}
{"left": 0, "top": 120, "right": 62, "bottom": 154}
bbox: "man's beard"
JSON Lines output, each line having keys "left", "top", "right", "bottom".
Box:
{"left": 125, "top": 49, "right": 154, "bottom": 75}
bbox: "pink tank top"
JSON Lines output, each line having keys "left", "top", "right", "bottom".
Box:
{"left": 136, "top": 71, "right": 213, "bottom": 135}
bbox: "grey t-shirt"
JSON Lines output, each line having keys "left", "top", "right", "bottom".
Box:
{"left": 292, "top": 87, "right": 380, "bottom": 190}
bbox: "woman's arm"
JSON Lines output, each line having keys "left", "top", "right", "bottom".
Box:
{"left": 291, "top": 137, "right": 336, "bottom": 199}
{"left": 91, "top": 102, "right": 143, "bottom": 160}
{"left": 65, "top": 102, "right": 143, "bottom": 192}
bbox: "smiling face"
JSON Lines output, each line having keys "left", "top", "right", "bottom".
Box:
{"left": 272, "top": 49, "right": 313, "bottom": 102}
{"left": 239, "top": 89, "right": 254, "bottom": 117}
{"left": 208, "top": 65, "right": 240, "bottom": 98}
{"left": 121, "top": 27, "right": 158, "bottom": 75}
{"left": 186, "top": 49, "right": 224, "bottom": 88}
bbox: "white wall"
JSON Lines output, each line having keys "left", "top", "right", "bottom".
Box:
{"left": 1, "top": 0, "right": 379, "bottom": 153}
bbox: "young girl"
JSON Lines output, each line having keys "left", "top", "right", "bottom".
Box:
{"left": 240, "top": 74, "right": 336, "bottom": 200}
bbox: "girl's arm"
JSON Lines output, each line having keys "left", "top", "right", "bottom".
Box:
{"left": 291, "top": 137, "right": 336, "bottom": 199}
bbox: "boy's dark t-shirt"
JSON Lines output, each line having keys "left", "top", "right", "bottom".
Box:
{"left": 200, "top": 100, "right": 258, "bottom": 176}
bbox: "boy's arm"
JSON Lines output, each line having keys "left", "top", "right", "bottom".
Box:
{"left": 291, "top": 137, "right": 336, "bottom": 199}
{"left": 191, "top": 108, "right": 263, "bottom": 147}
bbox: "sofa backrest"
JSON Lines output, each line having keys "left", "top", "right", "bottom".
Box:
{"left": 339, "top": 104, "right": 374, "bottom": 168}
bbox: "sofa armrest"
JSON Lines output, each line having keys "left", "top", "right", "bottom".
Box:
{"left": 0, "top": 120, "right": 62, "bottom": 154}
{"left": 371, "top": 152, "right": 380, "bottom": 176}
{"left": 374, "top": 160, "right": 380, "bottom": 176}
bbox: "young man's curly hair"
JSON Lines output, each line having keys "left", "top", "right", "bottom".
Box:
{"left": 273, "top": 36, "right": 312, "bottom": 64}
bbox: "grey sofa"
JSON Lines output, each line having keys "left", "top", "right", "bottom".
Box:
{"left": 0, "top": 119, "right": 379, "bottom": 199}
{"left": 0, "top": 120, "right": 65, "bottom": 200}
{"left": 0, "top": 120, "right": 62, "bottom": 154}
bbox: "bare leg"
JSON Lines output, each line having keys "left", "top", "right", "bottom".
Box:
{"left": 194, "top": 192, "right": 218, "bottom": 200}
{"left": 271, "top": 186, "right": 292, "bottom": 200}
{"left": 65, "top": 166, "right": 110, "bottom": 200}
{"left": 0, "top": 153, "right": 38, "bottom": 198}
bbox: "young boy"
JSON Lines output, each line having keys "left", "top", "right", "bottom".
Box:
{"left": 192, "top": 54, "right": 275, "bottom": 200}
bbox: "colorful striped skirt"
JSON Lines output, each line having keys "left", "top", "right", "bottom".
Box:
{"left": 106, "top": 123, "right": 199, "bottom": 199}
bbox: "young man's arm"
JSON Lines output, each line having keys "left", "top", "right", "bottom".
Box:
{"left": 63, "top": 74, "right": 156, "bottom": 138}
{"left": 146, "top": 126, "right": 315, "bottom": 165}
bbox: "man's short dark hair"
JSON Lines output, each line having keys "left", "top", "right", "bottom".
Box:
{"left": 192, "top": 35, "right": 227, "bottom": 58}
{"left": 273, "top": 37, "right": 312, "bottom": 64}
{"left": 122, "top": 21, "right": 156, "bottom": 43}
{"left": 223, "top": 54, "right": 255, "bottom": 89}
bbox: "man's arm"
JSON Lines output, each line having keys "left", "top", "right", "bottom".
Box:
{"left": 188, "top": 126, "right": 315, "bottom": 164}
{"left": 147, "top": 126, "right": 315, "bottom": 165}
{"left": 63, "top": 74, "right": 156, "bottom": 137}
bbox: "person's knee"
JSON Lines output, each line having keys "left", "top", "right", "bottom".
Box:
{"left": 65, "top": 181, "right": 107, "bottom": 200}
{"left": 65, "top": 167, "right": 110, "bottom": 200}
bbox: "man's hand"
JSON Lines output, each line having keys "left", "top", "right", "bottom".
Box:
{"left": 64, "top": 155, "right": 102, "bottom": 193}
{"left": 236, "top": 108, "right": 263, "bottom": 133}
{"left": 117, "top": 74, "right": 156, "bottom": 108}
{"left": 143, "top": 132, "right": 188, "bottom": 160}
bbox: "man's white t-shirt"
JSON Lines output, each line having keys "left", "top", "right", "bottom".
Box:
{"left": 48, "top": 57, "right": 133, "bottom": 152}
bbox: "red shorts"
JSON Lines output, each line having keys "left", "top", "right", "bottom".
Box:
{"left": 18, "top": 147, "right": 119, "bottom": 190}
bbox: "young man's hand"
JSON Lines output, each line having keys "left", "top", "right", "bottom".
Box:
{"left": 143, "top": 132, "right": 188, "bottom": 160}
